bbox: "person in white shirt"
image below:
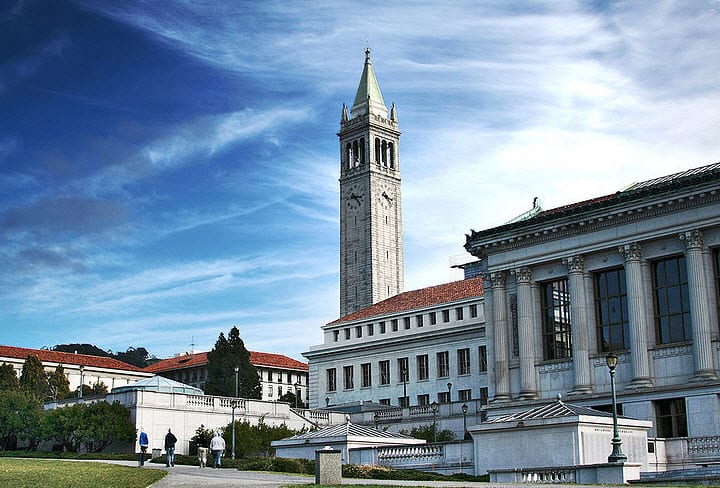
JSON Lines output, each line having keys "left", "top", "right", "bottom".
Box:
{"left": 209, "top": 431, "right": 226, "bottom": 468}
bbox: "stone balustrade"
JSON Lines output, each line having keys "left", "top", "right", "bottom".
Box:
{"left": 688, "top": 435, "right": 720, "bottom": 459}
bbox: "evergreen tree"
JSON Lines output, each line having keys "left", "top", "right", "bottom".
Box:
{"left": 18, "top": 355, "right": 51, "bottom": 400}
{"left": 48, "top": 364, "right": 71, "bottom": 400}
{"left": 52, "top": 343, "right": 111, "bottom": 357}
{"left": 0, "top": 363, "right": 19, "bottom": 391}
{"left": 0, "top": 390, "right": 44, "bottom": 450}
{"left": 205, "top": 326, "right": 261, "bottom": 398}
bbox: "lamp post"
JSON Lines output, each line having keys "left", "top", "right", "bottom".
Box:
{"left": 78, "top": 365, "right": 84, "bottom": 399}
{"left": 446, "top": 382, "right": 452, "bottom": 403}
{"left": 294, "top": 381, "right": 300, "bottom": 408}
{"left": 325, "top": 396, "right": 330, "bottom": 407}
{"left": 430, "top": 401, "right": 439, "bottom": 443}
{"left": 461, "top": 403, "right": 469, "bottom": 440}
{"left": 401, "top": 367, "right": 408, "bottom": 407}
{"left": 232, "top": 366, "right": 239, "bottom": 460}
{"left": 606, "top": 353, "right": 627, "bottom": 464}
{"left": 374, "top": 412, "right": 379, "bottom": 430}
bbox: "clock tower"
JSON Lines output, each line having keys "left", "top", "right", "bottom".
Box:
{"left": 339, "top": 49, "right": 404, "bottom": 317}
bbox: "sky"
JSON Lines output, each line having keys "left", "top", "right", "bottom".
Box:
{"left": 1, "top": 1, "right": 719, "bottom": 362}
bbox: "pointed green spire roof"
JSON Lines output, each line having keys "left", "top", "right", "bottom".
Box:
{"left": 350, "top": 48, "right": 388, "bottom": 117}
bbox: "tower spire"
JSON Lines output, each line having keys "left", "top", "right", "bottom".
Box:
{"left": 350, "top": 48, "right": 387, "bottom": 118}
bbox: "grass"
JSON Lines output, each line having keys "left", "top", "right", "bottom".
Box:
{"left": 0, "top": 458, "right": 166, "bottom": 488}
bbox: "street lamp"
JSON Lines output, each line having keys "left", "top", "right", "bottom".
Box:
{"left": 606, "top": 353, "right": 627, "bottom": 464}
{"left": 430, "top": 401, "right": 439, "bottom": 443}
{"left": 325, "top": 396, "right": 330, "bottom": 407}
{"left": 446, "top": 382, "right": 452, "bottom": 403}
{"left": 401, "top": 367, "right": 408, "bottom": 407}
{"left": 461, "top": 403, "right": 469, "bottom": 440}
{"left": 232, "top": 366, "right": 239, "bottom": 460}
{"left": 78, "top": 365, "right": 84, "bottom": 399}
{"left": 294, "top": 381, "right": 300, "bottom": 408}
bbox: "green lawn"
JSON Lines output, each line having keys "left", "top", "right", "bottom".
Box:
{"left": 0, "top": 458, "right": 166, "bottom": 488}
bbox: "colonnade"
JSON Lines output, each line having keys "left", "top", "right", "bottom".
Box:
{"left": 484, "top": 229, "right": 718, "bottom": 403}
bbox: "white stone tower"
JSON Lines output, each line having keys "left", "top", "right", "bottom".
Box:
{"left": 338, "top": 49, "right": 404, "bottom": 317}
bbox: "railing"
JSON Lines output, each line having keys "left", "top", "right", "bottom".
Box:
{"left": 374, "top": 408, "right": 403, "bottom": 421}
{"left": 408, "top": 405, "right": 433, "bottom": 417}
{"left": 689, "top": 436, "right": 720, "bottom": 460}
{"left": 187, "top": 395, "right": 214, "bottom": 407}
{"left": 489, "top": 467, "right": 576, "bottom": 483}
{"left": 218, "top": 397, "right": 246, "bottom": 410}
{"left": 378, "top": 444, "right": 443, "bottom": 461}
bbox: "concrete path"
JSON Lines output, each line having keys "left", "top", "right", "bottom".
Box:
{"left": 101, "top": 460, "right": 625, "bottom": 487}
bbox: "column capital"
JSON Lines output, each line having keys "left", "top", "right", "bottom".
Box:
{"left": 483, "top": 271, "right": 506, "bottom": 289}
{"left": 679, "top": 229, "right": 704, "bottom": 249}
{"left": 512, "top": 267, "right": 532, "bottom": 284}
{"left": 562, "top": 255, "right": 584, "bottom": 274}
{"left": 619, "top": 242, "right": 642, "bottom": 262}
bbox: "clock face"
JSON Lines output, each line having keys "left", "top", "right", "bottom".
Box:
{"left": 378, "top": 183, "right": 394, "bottom": 209}
{"left": 345, "top": 184, "right": 365, "bottom": 210}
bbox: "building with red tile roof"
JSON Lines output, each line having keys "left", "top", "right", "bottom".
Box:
{"left": 144, "top": 350, "right": 308, "bottom": 404}
{"left": 304, "top": 277, "right": 487, "bottom": 410}
{"left": 0, "top": 344, "right": 152, "bottom": 396}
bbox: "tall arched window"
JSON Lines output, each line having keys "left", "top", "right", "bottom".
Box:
{"left": 375, "top": 138, "right": 381, "bottom": 164}
{"left": 388, "top": 142, "right": 395, "bottom": 169}
{"left": 359, "top": 138, "right": 365, "bottom": 165}
{"left": 352, "top": 140, "right": 359, "bottom": 167}
{"left": 346, "top": 143, "right": 353, "bottom": 170}
{"left": 381, "top": 140, "right": 387, "bottom": 166}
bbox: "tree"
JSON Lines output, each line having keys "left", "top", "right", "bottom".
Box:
{"left": 48, "top": 364, "right": 71, "bottom": 400}
{"left": 114, "top": 347, "right": 154, "bottom": 368}
{"left": 223, "top": 417, "right": 303, "bottom": 458}
{"left": 0, "top": 363, "right": 19, "bottom": 391}
{"left": 400, "top": 424, "right": 456, "bottom": 443}
{"left": 205, "top": 326, "right": 261, "bottom": 398}
{"left": 0, "top": 390, "right": 44, "bottom": 450}
{"left": 52, "top": 344, "right": 110, "bottom": 357}
{"left": 19, "top": 355, "right": 51, "bottom": 400}
{"left": 279, "top": 391, "right": 306, "bottom": 409}
{"left": 83, "top": 401, "right": 136, "bottom": 452}
{"left": 44, "top": 403, "right": 87, "bottom": 452}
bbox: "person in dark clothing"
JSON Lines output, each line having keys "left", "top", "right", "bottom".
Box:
{"left": 164, "top": 428, "right": 177, "bottom": 467}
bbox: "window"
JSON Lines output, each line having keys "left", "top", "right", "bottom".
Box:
{"left": 456, "top": 307, "right": 464, "bottom": 320}
{"left": 459, "top": 389, "right": 472, "bottom": 401}
{"left": 479, "top": 345, "right": 488, "bottom": 373}
{"left": 442, "top": 310, "right": 450, "bottom": 322}
{"left": 470, "top": 304, "right": 478, "bottom": 318}
{"left": 541, "top": 278, "right": 572, "bottom": 360}
{"left": 379, "top": 321, "right": 386, "bottom": 334}
{"left": 344, "top": 328, "right": 351, "bottom": 340}
{"left": 653, "top": 256, "right": 691, "bottom": 344}
{"left": 287, "top": 373, "right": 292, "bottom": 383}
{"left": 417, "top": 394, "right": 430, "bottom": 406}
{"left": 437, "top": 351, "right": 450, "bottom": 378}
{"left": 457, "top": 348, "right": 471, "bottom": 375}
{"left": 595, "top": 268, "right": 629, "bottom": 352}
{"left": 429, "top": 312, "right": 437, "bottom": 325}
{"left": 438, "top": 391, "right": 450, "bottom": 403}
{"left": 278, "top": 386, "right": 282, "bottom": 396}
{"left": 715, "top": 250, "right": 720, "bottom": 322}
{"left": 655, "top": 398, "right": 687, "bottom": 438}
{"left": 367, "top": 323, "right": 374, "bottom": 336}
{"left": 391, "top": 319, "right": 399, "bottom": 332}
{"left": 398, "top": 357, "right": 409, "bottom": 383}
{"left": 333, "top": 330, "right": 339, "bottom": 342}
{"left": 269, "top": 385, "right": 273, "bottom": 397}
{"left": 404, "top": 317, "right": 411, "bottom": 329}
{"left": 398, "top": 396, "right": 409, "bottom": 408}
{"left": 343, "top": 366, "right": 354, "bottom": 389}
{"left": 379, "top": 360, "right": 390, "bottom": 385}
{"left": 416, "top": 314, "right": 424, "bottom": 327}
{"left": 479, "top": 387, "right": 489, "bottom": 405}
{"left": 379, "top": 398, "right": 391, "bottom": 406}
{"left": 355, "top": 326, "right": 362, "bottom": 338}
{"left": 361, "top": 363, "right": 372, "bottom": 388}
{"left": 417, "top": 354, "right": 429, "bottom": 381}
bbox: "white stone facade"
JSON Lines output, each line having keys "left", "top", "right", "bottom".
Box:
{"left": 465, "top": 163, "right": 720, "bottom": 467}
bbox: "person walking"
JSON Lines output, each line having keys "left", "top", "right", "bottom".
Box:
{"left": 209, "top": 431, "right": 226, "bottom": 468}
{"left": 137, "top": 429, "right": 149, "bottom": 467}
{"left": 164, "top": 428, "right": 177, "bottom": 467}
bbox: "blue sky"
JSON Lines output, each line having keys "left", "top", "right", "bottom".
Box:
{"left": 1, "top": 1, "right": 719, "bottom": 361}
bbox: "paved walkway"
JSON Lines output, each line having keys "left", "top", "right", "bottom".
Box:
{"left": 100, "top": 460, "right": 625, "bottom": 488}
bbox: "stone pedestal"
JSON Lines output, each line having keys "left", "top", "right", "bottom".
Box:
{"left": 316, "top": 447, "right": 342, "bottom": 485}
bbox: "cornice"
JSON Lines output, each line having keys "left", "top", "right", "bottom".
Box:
{"left": 466, "top": 186, "right": 720, "bottom": 256}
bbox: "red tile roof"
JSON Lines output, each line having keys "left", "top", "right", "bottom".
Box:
{"left": 329, "top": 276, "right": 484, "bottom": 325}
{"left": 0, "top": 345, "right": 143, "bottom": 371}
{"left": 144, "top": 350, "right": 308, "bottom": 373}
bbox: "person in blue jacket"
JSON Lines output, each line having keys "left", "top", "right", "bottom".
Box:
{"left": 137, "top": 429, "right": 149, "bottom": 467}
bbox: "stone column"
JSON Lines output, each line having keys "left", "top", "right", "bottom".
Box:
{"left": 680, "top": 230, "right": 718, "bottom": 381}
{"left": 488, "top": 271, "right": 511, "bottom": 402}
{"left": 564, "top": 256, "right": 592, "bottom": 394}
{"left": 619, "top": 243, "right": 653, "bottom": 388}
{"left": 514, "top": 267, "right": 538, "bottom": 399}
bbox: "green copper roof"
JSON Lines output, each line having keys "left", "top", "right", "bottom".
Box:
{"left": 352, "top": 48, "right": 386, "bottom": 110}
